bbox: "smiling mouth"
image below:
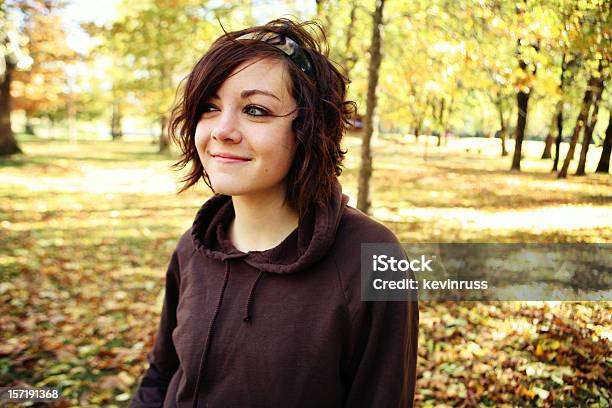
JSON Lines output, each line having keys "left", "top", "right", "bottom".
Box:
{"left": 211, "top": 153, "right": 252, "bottom": 163}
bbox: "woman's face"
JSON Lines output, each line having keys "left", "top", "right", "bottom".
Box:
{"left": 194, "top": 58, "right": 298, "bottom": 200}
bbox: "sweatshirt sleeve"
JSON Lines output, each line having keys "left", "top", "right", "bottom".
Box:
{"left": 345, "top": 299, "right": 419, "bottom": 408}
{"left": 130, "top": 250, "right": 181, "bottom": 407}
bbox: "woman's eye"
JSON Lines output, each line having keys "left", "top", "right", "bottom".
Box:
{"left": 202, "top": 103, "right": 219, "bottom": 114}
{"left": 244, "top": 105, "right": 268, "bottom": 117}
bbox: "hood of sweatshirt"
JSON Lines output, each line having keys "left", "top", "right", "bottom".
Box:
{"left": 191, "top": 179, "right": 350, "bottom": 274}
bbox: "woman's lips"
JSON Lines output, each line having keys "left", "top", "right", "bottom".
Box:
{"left": 211, "top": 153, "right": 252, "bottom": 163}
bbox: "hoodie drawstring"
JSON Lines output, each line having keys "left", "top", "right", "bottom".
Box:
{"left": 243, "top": 271, "right": 264, "bottom": 322}
{"left": 192, "top": 261, "right": 231, "bottom": 408}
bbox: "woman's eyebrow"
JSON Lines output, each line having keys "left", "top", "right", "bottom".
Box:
{"left": 240, "top": 89, "right": 280, "bottom": 101}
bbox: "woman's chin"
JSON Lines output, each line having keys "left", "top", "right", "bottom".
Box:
{"left": 210, "top": 180, "right": 286, "bottom": 199}
{"left": 210, "top": 180, "right": 249, "bottom": 196}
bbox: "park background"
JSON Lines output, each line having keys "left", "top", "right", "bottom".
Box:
{"left": 0, "top": 0, "right": 610, "bottom": 406}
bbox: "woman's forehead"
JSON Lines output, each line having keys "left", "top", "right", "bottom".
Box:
{"left": 218, "top": 58, "right": 293, "bottom": 100}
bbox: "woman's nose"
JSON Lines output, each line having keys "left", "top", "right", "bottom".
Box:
{"left": 211, "top": 110, "right": 242, "bottom": 143}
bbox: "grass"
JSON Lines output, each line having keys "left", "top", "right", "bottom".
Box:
{"left": 0, "top": 134, "right": 610, "bottom": 407}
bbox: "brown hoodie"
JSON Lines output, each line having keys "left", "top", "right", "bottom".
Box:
{"left": 130, "top": 180, "right": 419, "bottom": 407}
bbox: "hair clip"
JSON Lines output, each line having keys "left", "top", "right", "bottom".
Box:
{"left": 235, "top": 32, "right": 314, "bottom": 78}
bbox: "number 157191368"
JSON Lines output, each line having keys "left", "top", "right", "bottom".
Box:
{"left": 0, "top": 387, "right": 61, "bottom": 402}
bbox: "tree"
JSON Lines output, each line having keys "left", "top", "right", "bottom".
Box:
{"left": 314, "top": 0, "right": 362, "bottom": 80}
{"left": 11, "top": 2, "right": 74, "bottom": 137}
{"left": 558, "top": 72, "right": 599, "bottom": 177}
{"left": 551, "top": 54, "right": 568, "bottom": 171}
{"left": 575, "top": 61, "right": 605, "bottom": 175}
{"left": 0, "top": 53, "right": 20, "bottom": 155}
{"left": 548, "top": 0, "right": 586, "bottom": 172}
{"left": 81, "top": 25, "right": 132, "bottom": 141}
{"left": 0, "top": 0, "right": 25, "bottom": 156}
{"left": 376, "top": 1, "right": 436, "bottom": 142}
{"left": 595, "top": 111, "right": 611, "bottom": 173}
{"left": 510, "top": 1, "right": 541, "bottom": 171}
{"left": 510, "top": 43, "right": 538, "bottom": 171}
{"left": 557, "top": 0, "right": 610, "bottom": 178}
{"left": 495, "top": 92, "right": 513, "bottom": 156}
{"left": 110, "top": 91, "right": 123, "bottom": 140}
{"left": 541, "top": 111, "right": 556, "bottom": 158}
{"left": 455, "top": 0, "right": 516, "bottom": 157}
{"left": 96, "top": 0, "right": 226, "bottom": 152}
{"left": 357, "top": 0, "right": 385, "bottom": 214}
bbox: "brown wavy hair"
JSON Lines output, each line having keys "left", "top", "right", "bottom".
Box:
{"left": 169, "top": 18, "right": 356, "bottom": 216}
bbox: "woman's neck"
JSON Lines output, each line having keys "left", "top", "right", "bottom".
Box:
{"left": 229, "top": 188, "right": 299, "bottom": 253}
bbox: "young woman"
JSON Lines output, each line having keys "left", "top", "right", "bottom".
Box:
{"left": 131, "top": 18, "right": 418, "bottom": 408}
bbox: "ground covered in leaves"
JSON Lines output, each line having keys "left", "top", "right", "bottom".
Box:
{"left": 1, "top": 135, "right": 610, "bottom": 407}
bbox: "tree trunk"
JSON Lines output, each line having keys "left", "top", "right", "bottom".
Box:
{"left": 48, "top": 116, "right": 55, "bottom": 139}
{"left": 595, "top": 113, "right": 611, "bottom": 173}
{"left": 343, "top": 1, "right": 358, "bottom": 76}
{"left": 357, "top": 0, "right": 385, "bottom": 214}
{"left": 0, "top": 59, "right": 21, "bottom": 156}
{"left": 576, "top": 63, "right": 604, "bottom": 176}
{"left": 558, "top": 75, "right": 597, "bottom": 178}
{"left": 510, "top": 33, "right": 539, "bottom": 171}
{"left": 443, "top": 96, "right": 454, "bottom": 146}
{"left": 552, "top": 101, "right": 563, "bottom": 171}
{"left": 111, "top": 98, "right": 123, "bottom": 140}
{"left": 501, "top": 131, "right": 508, "bottom": 156}
{"left": 552, "top": 53, "right": 567, "bottom": 171}
{"left": 511, "top": 90, "right": 530, "bottom": 170}
{"left": 436, "top": 98, "right": 444, "bottom": 147}
{"left": 541, "top": 112, "right": 556, "bottom": 159}
{"left": 575, "top": 101, "right": 599, "bottom": 175}
{"left": 414, "top": 118, "right": 422, "bottom": 141}
{"left": 315, "top": 0, "right": 324, "bottom": 17}
{"left": 159, "top": 114, "right": 170, "bottom": 152}
{"left": 497, "top": 95, "right": 508, "bottom": 157}
{"left": 24, "top": 111, "right": 35, "bottom": 135}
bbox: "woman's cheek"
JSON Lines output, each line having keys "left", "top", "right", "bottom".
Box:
{"left": 194, "top": 130, "right": 209, "bottom": 164}
{"left": 194, "top": 130, "right": 206, "bottom": 149}
{"left": 194, "top": 119, "right": 211, "bottom": 143}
